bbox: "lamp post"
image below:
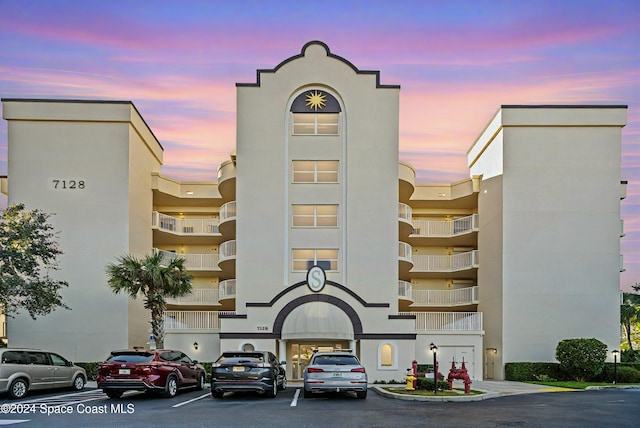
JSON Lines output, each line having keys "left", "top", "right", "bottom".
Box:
{"left": 612, "top": 350, "right": 619, "bottom": 384}
{"left": 430, "top": 343, "right": 438, "bottom": 394}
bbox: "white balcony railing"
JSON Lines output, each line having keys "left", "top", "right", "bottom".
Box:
{"left": 219, "top": 279, "right": 236, "bottom": 300}
{"left": 398, "top": 203, "right": 412, "bottom": 222}
{"left": 220, "top": 201, "right": 236, "bottom": 223}
{"left": 398, "top": 280, "right": 412, "bottom": 298}
{"left": 164, "top": 311, "right": 235, "bottom": 331}
{"left": 219, "top": 240, "right": 237, "bottom": 262}
{"left": 398, "top": 242, "right": 412, "bottom": 262}
{"left": 154, "top": 249, "right": 220, "bottom": 271}
{"left": 166, "top": 289, "right": 219, "bottom": 305}
{"left": 152, "top": 212, "right": 219, "bottom": 235}
{"left": 411, "top": 214, "right": 478, "bottom": 237}
{"left": 411, "top": 250, "right": 478, "bottom": 272}
{"left": 400, "top": 311, "right": 483, "bottom": 331}
{"left": 410, "top": 286, "right": 478, "bottom": 306}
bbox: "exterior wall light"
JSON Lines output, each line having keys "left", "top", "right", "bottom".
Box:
{"left": 193, "top": 341, "right": 199, "bottom": 351}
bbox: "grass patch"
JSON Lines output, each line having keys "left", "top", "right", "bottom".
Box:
{"left": 382, "top": 387, "right": 482, "bottom": 396}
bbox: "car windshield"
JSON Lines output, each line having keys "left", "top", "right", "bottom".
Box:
{"left": 217, "top": 353, "right": 264, "bottom": 363}
{"left": 107, "top": 353, "right": 154, "bottom": 363}
{"left": 313, "top": 355, "right": 359, "bottom": 365}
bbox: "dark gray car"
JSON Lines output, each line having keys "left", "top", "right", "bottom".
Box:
{"left": 211, "top": 351, "right": 286, "bottom": 398}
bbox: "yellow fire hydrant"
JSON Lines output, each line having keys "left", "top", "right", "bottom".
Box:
{"left": 404, "top": 369, "right": 416, "bottom": 391}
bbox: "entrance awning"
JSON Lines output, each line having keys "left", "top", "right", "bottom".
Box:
{"left": 281, "top": 301, "right": 354, "bottom": 340}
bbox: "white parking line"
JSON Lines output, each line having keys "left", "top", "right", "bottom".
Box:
{"left": 172, "top": 393, "right": 211, "bottom": 408}
{"left": 290, "top": 389, "right": 300, "bottom": 407}
{"left": 0, "top": 420, "right": 30, "bottom": 425}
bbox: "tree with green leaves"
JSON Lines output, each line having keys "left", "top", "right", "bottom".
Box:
{"left": 555, "top": 338, "right": 607, "bottom": 382}
{"left": 0, "top": 203, "right": 69, "bottom": 319}
{"left": 621, "top": 284, "right": 640, "bottom": 351}
{"left": 105, "top": 252, "right": 193, "bottom": 349}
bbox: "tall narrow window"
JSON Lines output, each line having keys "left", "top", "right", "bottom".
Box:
{"left": 292, "top": 205, "right": 338, "bottom": 227}
{"left": 291, "top": 90, "right": 341, "bottom": 135}
{"left": 292, "top": 249, "right": 339, "bottom": 272}
{"left": 292, "top": 160, "right": 338, "bottom": 183}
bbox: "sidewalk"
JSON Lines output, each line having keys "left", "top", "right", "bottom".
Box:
{"left": 371, "top": 380, "right": 575, "bottom": 402}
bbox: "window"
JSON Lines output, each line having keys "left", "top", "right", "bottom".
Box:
{"left": 292, "top": 205, "right": 338, "bottom": 227}
{"left": 49, "top": 353, "right": 68, "bottom": 367}
{"left": 290, "top": 90, "right": 341, "bottom": 135}
{"left": 292, "top": 160, "right": 338, "bottom": 183}
{"left": 378, "top": 342, "right": 397, "bottom": 370}
{"left": 292, "top": 249, "right": 338, "bottom": 272}
{"left": 293, "top": 113, "right": 339, "bottom": 135}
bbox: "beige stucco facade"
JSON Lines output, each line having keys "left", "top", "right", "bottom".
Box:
{"left": 1, "top": 41, "right": 627, "bottom": 381}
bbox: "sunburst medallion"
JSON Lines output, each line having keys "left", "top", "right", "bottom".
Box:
{"left": 305, "top": 91, "right": 326, "bottom": 110}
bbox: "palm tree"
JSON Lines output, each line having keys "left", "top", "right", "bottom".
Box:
{"left": 621, "top": 286, "right": 640, "bottom": 351}
{"left": 106, "top": 252, "right": 193, "bottom": 349}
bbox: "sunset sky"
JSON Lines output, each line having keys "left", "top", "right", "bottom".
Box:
{"left": 1, "top": 0, "right": 638, "bottom": 291}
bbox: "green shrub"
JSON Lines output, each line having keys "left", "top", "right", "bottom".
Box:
{"left": 416, "top": 377, "right": 450, "bottom": 391}
{"left": 621, "top": 349, "right": 640, "bottom": 362}
{"left": 75, "top": 362, "right": 100, "bottom": 381}
{"left": 555, "top": 338, "right": 607, "bottom": 382}
{"left": 600, "top": 365, "right": 640, "bottom": 383}
{"left": 504, "top": 362, "right": 567, "bottom": 381}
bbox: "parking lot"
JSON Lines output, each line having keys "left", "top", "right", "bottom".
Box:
{"left": 1, "top": 383, "right": 639, "bottom": 427}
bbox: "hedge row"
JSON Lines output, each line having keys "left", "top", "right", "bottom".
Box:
{"left": 505, "top": 362, "right": 640, "bottom": 382}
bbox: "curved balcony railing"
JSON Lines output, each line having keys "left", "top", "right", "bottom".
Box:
{"left": 218, "top": 279, "right": 236, "bottom": 300}
{"left": 411, "top": 250, "right": 478, "bottom": 272}
{"left": 164, "top": 311, "right": 236, "bottom": 331}
{"left": 152, "top": 212, "right": 219, "bottom": 235}
{"left": 220, "top": 201, "right": 236, "bottom": 223}
{"left": 410, "top": 286, "right": 478, "bottom": 306}
{"left": 154, "top": 249, "right": 220, "bottom": 271}
{"left": 398, "top": 280, "right": 413, "bottom": 299}
{"left": 166, "top": 289, "right": 219, "bottom": 305}
{"left": 219, "top": 240, "right": 237, "bottom": 263}
{"left": 399, "top": 311, "right": 483, "bottom": 331}
{"left": 398, "top": 203, "right": 412, "bottom": 223}
{"left": 411, "top": 214, "right": 478, "bottom": 237}
{"left": 398, "top": 242, "right": 412, "bottom": 262}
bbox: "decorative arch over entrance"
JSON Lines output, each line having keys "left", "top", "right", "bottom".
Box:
{"left": 273, "top": 294, "right": 363, "bottom": 339}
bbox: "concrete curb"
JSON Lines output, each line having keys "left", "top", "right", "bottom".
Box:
{"left": 371, "top": 385, "right": 499, "bottom": 402}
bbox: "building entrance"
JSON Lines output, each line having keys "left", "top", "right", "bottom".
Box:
{"left": 289, "top": 341, "right": 349, "bottom": 380}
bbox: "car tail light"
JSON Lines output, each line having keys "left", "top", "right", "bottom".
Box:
{"left": 351, "top": 367, "right": 366, "bottom": 373}
{"left": 307, "top": 367, "right": 324, "bottom": 373}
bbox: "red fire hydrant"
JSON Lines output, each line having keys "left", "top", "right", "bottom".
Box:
{"left": 447, "top": 359, "right": 472, "bottom": 394}
{"left": 412, "top": 360, "right": 418, "bottom": 390}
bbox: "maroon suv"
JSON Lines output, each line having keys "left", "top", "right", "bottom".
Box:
{"left": 97, "top": 349, "right": 206, "bottom": 398}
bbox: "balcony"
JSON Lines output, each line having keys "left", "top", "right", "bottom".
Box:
{"left": 154, "top": 249, "right": 220, "bottom": 272}
{"left": 219, "top": 279, "right": 236, "bottom": 300}
{"left": 410, "top": 214, "right": 478, "bottom": 246}
{"left": 410, "top": 286, "right": 478, "bottom": 307}
{"left": 164, "top": 311, "right": 235, "bottom": 331}
{"left": 398, "top": 203, "right": 413, "bottom": 236}
{"left": 152, "top": 212, "right": 222, "bottom": 245}
{"left": 166, "top": 289, "right": 219, "bottom": 306}
{"left": 400, "top": 311, "right": 483, "bottom": 332}
{"left": 411, "top": 250, "right": 479, "bottom": 272}
{"left": 219, "top": 201, "right": 236, "bottom": 238}
{"left": 398, "top": 280, "right": 412, "bottom": 301}
{"left": 218, "top": 240, "right": 236, "bottom": 280}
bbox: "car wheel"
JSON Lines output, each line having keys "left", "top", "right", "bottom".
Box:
{"left": 303, "top": 389, "right": 312, "bottom": 399}
{"left": 212, "top": 389, "right": 224, "bottom": 399}
{"left": 163, "top": 375, "right": 178, "bottom": 398}
{"left": 356, "top": 389, "right": 367, "bottom": 399}
{"left": 106, "top": 390, "right": 123, "bottom": 399}
{"left": 196, "top": 372, "right": 206, "bottom": 391}
{"left": 278, "top": 375, "right": 287, "bottom": 391}
{"left": 9, "top": 378, "right": 28, "bottom": 399}
{"left": 71, "top": 375, "right": 85, "bottom": 391}
{"left": 266, "top": 380, "right": 277, "bottom": 398}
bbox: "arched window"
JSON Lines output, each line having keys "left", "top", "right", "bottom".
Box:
{"left": 378, "top": 342, "right": 397, "bottom": 370}
{"left": 240, "top": 342, "right": 255, "bottom": 352}
{"left": 291, "top": 90, "right": 341, "bottom": 135}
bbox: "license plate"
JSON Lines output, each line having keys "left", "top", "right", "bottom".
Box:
{"left": 233, "top": 366, "right": 244, "bottom": 372}
{"left": 331, "top": 372, "right": 342, "bottom": 377}
{"left": 118, "top": 369, "right": 130, "bottom": 375}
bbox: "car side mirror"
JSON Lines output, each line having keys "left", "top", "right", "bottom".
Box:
{"left": 280, "top": 361, "right": 286, "bottom": 365}
{"left": 193, "top": 360, "right": 199, "bottom": 364}
{"left": 67, "top": 361, "right": 73, "bottom": 367}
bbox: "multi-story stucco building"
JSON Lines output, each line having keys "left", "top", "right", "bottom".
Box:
{"left": 1, "top": 41, "right": 627, "bottom": 381}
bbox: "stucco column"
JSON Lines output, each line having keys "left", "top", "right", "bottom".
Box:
{"left": 350, "top": 340, "right": 357, "bottom": 355}
{"left": 278, "top": 339, "right": 287, "bottom": 377}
